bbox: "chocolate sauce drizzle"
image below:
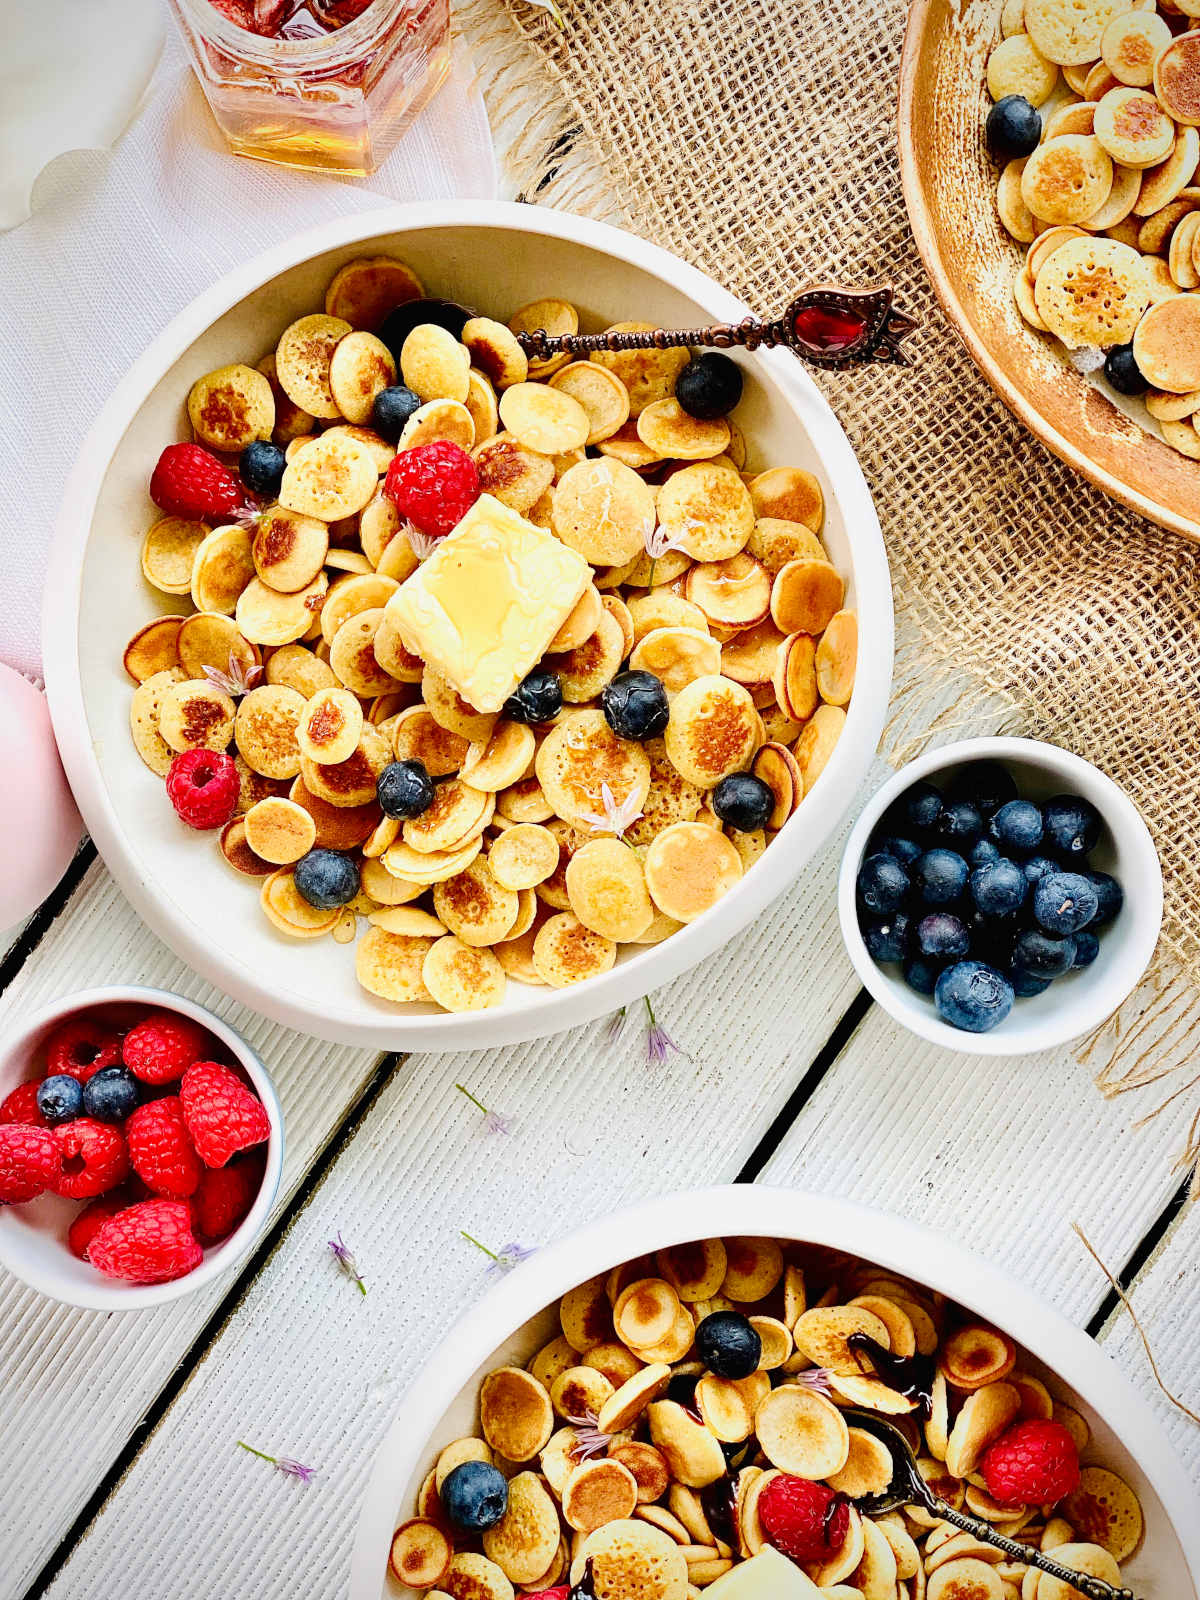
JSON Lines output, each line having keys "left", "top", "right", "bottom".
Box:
{"left": 847, "top": 1333, "right": 937, "bottom": 1418}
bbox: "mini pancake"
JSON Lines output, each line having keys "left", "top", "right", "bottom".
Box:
{"left": 547, "top": 609, "right": 626, "bottom": 702}
{"left": 685, "top": 552, "right": 772, "bottom": 630}
{"left": 508, "top": 296, "right": 579, "bottom": 380}
{"left": 158, "top": 678, "right": 235, "bottom": 753}
{"left": 483, "top": 1471, "right": 561, "bottom": 1582}
{"left": 986, "top": 32, "right": 1058, "bottom": 104}
{"left": 397, "top": 397, "right": 476, "bottom": 451}
{"left": 589, "top": 324, "right": 691, "bottom": 415}
{"left": 609, "top": 1442, "right": 671, "bottom": 1506}
{"left": 1093, "top": 87, "right": 1176, "bottom": 168}
{"left": 465, "top": 368, "right": 500, "bottom": 444}
{"left": 192, "top": 525, "right": 256, "bottom": 615}
{"left": 289, "top": 777, "right": 381, "bottom": 850}
{"left": 265, "top": 643, "right": 336, "bottom": 699}
{"left": 721, "top": 1235, "right": 784, "bottom": 1298}
{"left": 435, "top": 1436, "right": 493, "bottom": 1493}
{"left": 1103, "top": 8, "right": 1171, "bottom": 86}
{"left": 460, "top": 721, "right": 536, "bottom": 792}
{"left": 531, "top": 911, "right": 618, "bottom": 986}
{"left": 275, "top": 313, "right": 352, "bottom": 419}
{"left": 129, "top": 668, "right": 185, "bottom": 774}
{"left": 749, "top": 466, "right": 824, "bottom": 531}
{"left": 328, "top": 608, "right": 394, "bottom": 697}
{"left": 439, "top": 1552, "right": 515, "bottom": 1600}
{"left": 746, "top": 515, "right": 824, "bottom": 572}
{"left": 657, "top": 1239, "right": 727, "bottom": 1302}
{"left": 1082, "top": 158, "right": 1142, "bottom": 228}
{"left": 1001, "top": 0, "right": 1025, "bottom": 33}
{"left": 479, "top": 1365, "right": 555, "bottom": 1462}
{"left": 754, "top": 1386, "right": 850, "bottom": 1479}
{"left": 371, "top": 611, "right": 424, "bottom": 682}
{"left": 355, "top": 927, "right": 435, "bottom": 1001}
{"left": 536, "top": 709, "right": 652, "bottom": 826}
{"left": 359, "top": 853, "right": 423, "bottom": 903}
{"left": 548, "top": 360, "right": 631, "bottom": 444}
{"left": 550, "top": 584, "right": 604, "bottom": 653}
{"left": 572, "top": 1518, "right": 689, "bottom": 1600}
{"left": 460, "top": 315, "right": 528, "bottom": 390}
{"left": 749, "top": 1314, "right": 792, "bottom": 1369}
{"left": 583, "top": 1339, "right": 644, "bottom": 1386}
{"left": 630, "top": 1304, "right": 695, "bottom": 1363}
{"left": 815, "top": 609, "right": 857, "bottom": 706}
{"left": 694, "top": 1374, "right": 755, "bottom": 1442}
{"left": 187, "top": 362, "right": 274, "bottom": 452}
{"left": 322, "top": 423, "right": 393, "bottom": 474}
{"left": 944, "top": 1382, "right": 1022, "bottom": 1477}
{"left": 366, "top": 905, "right": 445, "bottom": 937}
{"left": 624, "top": 739, "right": 704, "bottom": 847}
{"left": 624, "top": 546, "right": 693, "bottom": 588}
{"left": 597, "top": 1364, "right": 673, "bottom": 1435}
{"left": 751, "top": 742, "right": 802, "bottom": 830}
{"left": 359, "top": 489, "right": 403, "bottom": 568}
{"left": 242, "top": 795, "right": 315, "bottom": 864}
{"left": 1043, "top": 99, "right": 1098, "bottom": 139}
{"left": 1156, "top": 30, "right": 1200, "bottom": 125}
{"left": 1162, "top": 414, "right": 1200, "bottom": 455}
{"left": 320, "top": 572, "right": 398, "bottom": 645}
{"left": 235, "top": 572, "right": 328, "bottom": 647}
{"left": 392, "top": 706, "right": 470, "bottom": 775}
{"left": 1024, "top": 0, "right": 1129, "bottom": 65}
{"left": 1134, "top": 289, "right": 1200, "bottom": 386}
{"left": 656, "top": 462, "right": 755, "bottom": 562}
{"left": 643, "top": 821, "right": 743, "bottom": 921}
{"left": 260, "top": 868, "right": 340, "bottom": 938}
{"left": 300, "top": 721, "right": 390, "bottom": 807}
{"left": 498, "top": 381, "right": 591, "bottom": 455}
{"left": 472, "top": 431, "right": 556, "bottom": 513}
{"left": 628, "top": 591, "right": 709, "bottom": 644}
{"left": 234, "top": 684, "right": 305, "bottom": 778}
{"left": 997, "top": 157, "right": 1038, "bottom": 241}
{"left": 1034, "top": 235, "right": 1151, "bottom": 346}
{"left": 1022, "top": 134, "right": 1115, "bottom": 224}
{"left": 327, "top": 330, "right": 396, "bottom": 425}
{"left": 773, "top": 631, "right": 819, "bottom": 721}
{"left": 279, "top": 432, "right": 377, "bottom": 521}
{"left": 142, "top": 517, "right": 208, "bottom": 595}
{"left": 663, "top": 675, "right": 760, "bottom": 786}
{"left": 1137, "top": 193, "right": 1197, "bottom": 252}
{"left": 940, "top": 1324, "right": 1016, "bottom": 1389}
{"left": 565, "top": 837, "right": 654, "bottom": 941}
{"left": 793, "top": 1304, "right": 892, "bottom": 1373}
{"left": 1062, "top": 1467, "right": 1144, "bottom": 1560}
{"left": 561, "top": 1274, "right": 613, "bottom": 1350}
{"left": 403, "top": 777, "right": 491, "bottom": 855}
{"left": 219, "top": 816, "right": 274, "bottom": 877}
{"left": 257, "top": 350, "right": 316, "bottom": 444}
{"left": 251, "top": 505, "right": 329, "bottom": 593}
{"left": 324, "top": 254, "right": 422, "bottom": 330}
{"left": 1148, "top": 382, "right": 1200, "bottom": 417}
{"left": 644, "top": 1400, "right": 727, "bottom": 1488}
{"left": 637, "top": 398, "right": 731, "bottom": 460}
{"left": 1170, "top": 207, "right": 1200, "bottom": 282}
{"left": 1028, "top": 223, "right": 1087, "bottom": 277}
{"left": 562, "top": 1459, "right": 639, "bottom": 1534}
{"left": 388, "top": 1519, "right": 452, "bottom": 1589}
{"left": 400, "top": 323, "right": 471, "bottom": 404}
{"left": 433, "top": 856, "right": 519, "bottom": 945}
{"left": 550, "top": 1364, "right": 614, "bottom": 1419}
{"left": 596, "top": 419, "right": 663, "bottom": 469}
{"left": 297, "top": 685, "right": 362, "bottom": 765}
{"left": 719, "top": 617, "right": 786, "bottom": 688}
{"left": 422, "top": 670, "right": 498, "bottom": 744}
{"left": 1036, "top": 1546, "right": 1123, "bottom": 1600}
{"left": 175, "top": 613, "right": 255, "bottom": 684}
{"left": 552, "top": 456, "right": 656, "bottom": 566}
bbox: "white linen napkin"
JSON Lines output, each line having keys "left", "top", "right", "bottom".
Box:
{"left": 0, "top": 21, "right": 496, "bottom": 684}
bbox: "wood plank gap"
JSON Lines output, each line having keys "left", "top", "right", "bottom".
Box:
{"left": 736, "top": 988, "right": 874, "bottom": 1182}
{"left": 19, "top": 1045, "right": 407, "bottom": 1600}
{"left": 0, "top": 842, "right": 97, "bottom": 999}
{"left": 1084, "top": 1173, "right": 1194, "bottom": 1338}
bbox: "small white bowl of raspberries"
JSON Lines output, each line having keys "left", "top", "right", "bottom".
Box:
{"left": 0, "top": 986, "right": 283, "bottom": 1309}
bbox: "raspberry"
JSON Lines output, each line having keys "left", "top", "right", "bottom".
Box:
{"left": 44, "top": 1017, "right": 123, "bottom": 1083}
{"left": 122, "top": 1010, "right": 211, "bottom": 1085}
{"left": 191, "top": 1157, "right": 261, "bottom": 1243}
{"left": 522, "top": 1589, "right": 569, "bottom": 1600}
{"left": 0, "top": 1082, "right": 46, "bottom": 1125}
{"left": 150, "top": 443, "right": 250, "bottom": 523}
{"left": 758, "top": 1474, "right": 849, "bottom": 1565}
{"left": 166, "top": 748, "right": 240, "bottom": 830}
{"left": 180, "top": 1061, "right": 271, "bottom": 1168}
{"left": 383, "top": 441, "right": 480, "bottom": 538}
{"left": 0, "top": 1125, "right": 62, "bottom": 1203}
{"left": 68, "top": 1194, "right": 130, "bottom": 1261}
{"left": 88, "top": 1199, "right": 204, "bottom": 1284}
{"left": 981, "top": 1419, "right": 1080, "bottom": 1508}
{"left": 52, "top": 1118, "right": 130, "bottom": 1199}
{"left": 127, "top": 1097, "right": 203, "bottom": 1199}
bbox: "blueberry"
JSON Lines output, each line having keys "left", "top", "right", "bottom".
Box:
{"left": 985, "top": 95, "right": 1042, "bottom": 161}
{"left": 912, "top": 848, "right": 969, "bottom": 906}
{"left": 377, "top": 760, "right": 436, "bottom": 820}
{"left": 916, "top": 912, "right": 970, "bottom": 960}
{"left": 1104, "top": 343, "right": 1148, "bottom": 397}
{"left": 370, "top": 384, "right": 421, "bottom": 443}
{"left": 857, "top": 853, "right": 910, "bottom": 914}
{"left": 440, "top": 1460, "right": 509, "bottom": 1532}
{"left": 696, "top": 1311, "right": 762, "bottom": 1378}
{"left": 37, "top": 1074, "right": 82, "bottom": 1125}
{"left": 969, "top": 838, "right": 1001, "bottom": 869}
{"left": 1073, "top": 930, "right": 1101, "bottom": 968}
{"left": 602, "top": 670, "right": 670, "bottom": 742}
{"left": 82, "top": 1065, "right": 141, "bottom": 1123}
{"left": 1013, "top": 926, "right": 1077, "bottom": 979}
{"left": 675, "top": 353, "right": 744, "bottom": 420}
{"left": 873, "top": 834, "right": 923, "bottom": 867}
{"left": 969, "top": 908, "right": 1022, "bottom": 969}
{"left": 970, "top": 858, "right": 1028, "bottom": 917}
{"left": 901, "top": 781, "right": 944, "bottom": 833}
{"left": 238, "top": 440, "right": 286, "bottom": 499}
{"left": 1009, "top": 966, "right": 1053, "bottom": 997}
{"left": 862, "top": 909, "right": 911, "bottom": 964}
{"left": 903, "top": 954, "right": 943, "bottom": 995}
{"left": 934, "top": 960, "right": 1015, "bottom": 1032}
{"left": 503, "top": 668, "right": 563, "bottom": 725}
{"left": 712, "top": 772, "right": 774, "bottom": 832}
{"left": 1083, "top": 869, "right": 1124, "bottom": 925}
{"left": 379, "top": 298, "right": 473, "bottom": 363}
{"left": 1033, "top": 870, "right": 1099, "bottom": 936}
{"left": 933, "top": 799, "right": 984, "bottom": 848}
{"left": 946, "top": 760, "right": 1018, "bottom": 818}
{"left": 1043, "top": 794, "right": 1102, "bottom": 861}
{"left": 294, "top": 849, "right": 360, "bottom": 909}
{"left": 988, "top": 799, "right": 1044, "bottom": 856}
{"left": 1023, "top": 854, "right": 1059, "bottom": 884}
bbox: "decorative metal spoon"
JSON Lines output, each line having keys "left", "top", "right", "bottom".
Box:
{"left": 513, "top": 284, "right": 918, "bottom": 371}
{"left": 841, "top": 1409, "right": 1141, "bottom": 1600}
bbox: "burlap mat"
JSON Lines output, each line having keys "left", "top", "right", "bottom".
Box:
{"left": 459, "top": 0, "right": 1200, "bottom": 1178}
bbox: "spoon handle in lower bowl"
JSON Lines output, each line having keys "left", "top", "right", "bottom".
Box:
{"left": 927, "top": 1496, "right": 1138, "bottom": 1600}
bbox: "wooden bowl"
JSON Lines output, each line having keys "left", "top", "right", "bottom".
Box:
{"left": 898, "top": 0, "right": 1200, "bottom": 543}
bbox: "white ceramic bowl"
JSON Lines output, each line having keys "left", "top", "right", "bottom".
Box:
{"left": 837, "top": 737, "right": 1163, "bottom": 1056}
{"left": 43, "top": 200, "right": 893, "bottom": 1051}
{"left": 350, "top": 1184, "right": 1199, "bottom": 1599}
{"left": 0, "top": 986, "right": 283, "bottom": 1310}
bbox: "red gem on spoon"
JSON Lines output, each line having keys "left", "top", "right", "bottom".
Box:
{"left": 791, "top": 302, "right": 870, "bottom": 354}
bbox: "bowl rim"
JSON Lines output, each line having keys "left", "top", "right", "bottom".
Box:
{"left": 349, "top": 1183, "right": 1200, "bottom": 1599}
{"left": 42, "top": 198, "right": 895, "bottom": 1050}
{"left": 897, "top": 0, "right": 1200, "bottom": 545}
{"left": 0, "top": 984, "right": 284, "bottom": 1310}
{"left": 836, "top": 735, "right": 1164, "bottom": 1056}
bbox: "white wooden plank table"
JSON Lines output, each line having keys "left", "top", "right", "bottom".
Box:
{"left": 2, "top": 61, "right": 1198, "bottom": 1600}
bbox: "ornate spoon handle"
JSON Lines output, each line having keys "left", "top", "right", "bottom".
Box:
{"left": 513, "top": 283, "right": 919, "bottom": 371}
{"left": 928, "top": 1493, "right": 1138, "bottom": 1600}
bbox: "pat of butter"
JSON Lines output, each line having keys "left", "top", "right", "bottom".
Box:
{"left": 703, "top": 1547, "right": 824, "bottom": 1599}
{"left": 383, "top": 495, "right": 592, "bottom": 714}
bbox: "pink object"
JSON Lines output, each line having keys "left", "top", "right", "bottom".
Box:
{"left": 0, "top": 663, "right": 81, "bottom": 927}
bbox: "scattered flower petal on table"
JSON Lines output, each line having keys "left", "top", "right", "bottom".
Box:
{"left": 328, "top": 1230, "right": 367, "bottom": 1296}
{"left": 604, "top": 1006, "right": 628, "bottom": 1045}
{"left": 236, "top": 1441, "right": 317, "bottom": 1483}
{"left": 455, "top": 1083, "right": 513, "bottom": 1136}
{"left": 461, "top": 1231, "right": 537, "bottom": 1277}
{"left": 644, "top": 995, "right": 687, "bottom": 1065}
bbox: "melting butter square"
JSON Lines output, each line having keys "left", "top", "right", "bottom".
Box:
{"left": 383, "top": 494, "right": 592, "bottom": 714}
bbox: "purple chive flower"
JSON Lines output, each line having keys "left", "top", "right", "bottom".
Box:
{"left": 202, "top": 651, "right": 263, "bottom": 699}
{"left": 566, "top": 1410, "right": 615, "bottom": 1460}
{"left": 455, "top": 1084, "right": 512, "bottom": 1136}
{"left": 644, "top": 995, "right": 687, "bottom": 1065}
{"left": 403, "top": 520, "right": 441, "bottom": 561}
{"left": 237, "top": 1441, "right": 317, "bottom": 1483}
{"left": 579, "top": 781, "right": 644, "bottom": 838}
{"left": 461, "top": 1232, "right": 537, "bottom": 1278}
{"left": 328, "top": 1231, "right": 367, "bottom": 1296}
{"left": 793, "top": 1367, "right": 836, "bottom": 1397}
{"left": 604, "top": 1006, "right": 628, "bottom": 1045}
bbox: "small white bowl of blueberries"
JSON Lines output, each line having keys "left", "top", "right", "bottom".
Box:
{"left": 838, "top": 737, "right": 1163, "bottom": 1055}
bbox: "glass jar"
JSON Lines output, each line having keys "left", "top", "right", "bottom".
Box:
{"left": 169, "top": 0, "right": 451, "bottom": 176}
